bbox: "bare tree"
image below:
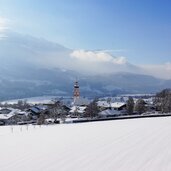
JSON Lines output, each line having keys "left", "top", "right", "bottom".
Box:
{"left": 15, "top": 100, "right": 30, "bottom": 110}
{"left": 49, "top": 100, "right": 68, "bottom": 122}
{"left": 107, "top": 97, "right": 112, "bottom": 109}
{"left": 135, "top": 98, "right": 146, "bottom": 114}
{"left": 84, "top": 99, "right": 99, "bottom": 118}
{"left": 37, "top": 111, "right": 45, "bottom": 125}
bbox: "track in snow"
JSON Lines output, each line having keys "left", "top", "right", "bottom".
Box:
{"left": 0, "top": 117, "right": 171, "bottom": 171}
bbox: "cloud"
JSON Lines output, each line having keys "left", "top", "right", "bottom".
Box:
{"left": 70, "top": 50, "right": 127, "bottom": 64}
{"left": 94, "top": 49, "right": 126, "bottom": 53}
{"left": 67, "top": 49, "right": 141, "bottom": 75}
{"left": 1, "top": 31, "right": 171, "bottom": 80}
{"left": 140, "top": 62, "right": 171, "bottom": 79}
{"left": 0, "top": 32, "right": 139, "bottom": 75}
{"left": 0, "top": 17, "right": 8, "bottom": 39}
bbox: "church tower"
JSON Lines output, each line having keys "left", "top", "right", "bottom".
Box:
{"left": 73, "top": 81, "right": 80, "bottom": 101}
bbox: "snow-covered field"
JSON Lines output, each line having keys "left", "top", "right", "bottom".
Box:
{"left": 1, "top": 96, "right": 72, "bottom": 105}
{"left": 0, "top": 117, "right": 171, "bottom": 171}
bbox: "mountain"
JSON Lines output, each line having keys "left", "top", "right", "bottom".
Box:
{"left": 0, "top": 67, "right": 170, "bottom": 100}
{"left": 79, "top": 72, "right": 171, "bottom": 96}
{"left": 0, "top": 32, "right": 170, "bottom": 100}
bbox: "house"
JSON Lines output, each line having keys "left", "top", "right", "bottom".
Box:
{"left": 31, "top": 105, "right": 48, "bottom": 113}
{"left": 44, "top": 101, "right": 70, "bottom": 113}
{"left": 0, "top": 108, "right": 28, "bottom": 125}
{"left": 98, "top": 109, "right": 121, "bottom": 118}
{"left": 27, "top": 105, "right": 48, "bottom": 119}
{"left": 0, "top": 108, "right": 13, "bottom": 114}
{"left": 97, "top": 101, "right": 110, "bottom": 110}
{"left": 69, "top": 106, "right": 87, "bottom": 117}
{"left": 72, "top": 97, "right": 90, "bottom": 106}
{"left": 97, "top": 101, "right": 126, "bottom": 111}
{"left": 110, "top": 102, "right": 126, "bottom": 111}
{"left": 0, "top": 114, "right": 14, "bottom": 125}
{"left": 97, "top": 101, "right": 127, "bottom": 117}
{"left": 70, "top": 97, "right": 90, "bottom": 118}
{"left": 44, "top": 118, "right": 60, "bottom": 124}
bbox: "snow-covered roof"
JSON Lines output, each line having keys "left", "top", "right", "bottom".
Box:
{"left": 45, "top": 118, "right": 55, "bottom": 122}
{"left": 0, "top": 108, "right": 21, "bottom": 115}
{"left": 99, "top": 109, "right": 121, "bottom": 116}
{"left": 97, "top": 101, "right": 110, "bottom": 108}
{"left": 97, "top": 101, "right": 126, "bottom": 109}
{"left": 0, "top": 108, "right": 28, "bottom": 120}
{"left": 143, "top": 98, "right": 154, "bottom": 105}
{"left": 0, "top": 108, "right": 12, "bottom": 114}
{"left": 29, "top": 105, "right": 48, "bottom": 114}
{"left": 0, "top": 114, "right": 14, "bottom": 120}
{"left": 17, "top": 111, "right": 28, "bottom": 116}
{"left": 72, "top": 97, "right": 90, "bottom": 106}
{"left": 29, "top": 107, "right": 40, "bottom": 113}
{"left": 36, "top": 105, "right": 48, "bottom": 110}
{"left": 110, "top": 102, "right": 126, "bottom": 108}
{"left": 70, "top": 106, "right": 87, "bottom": 114}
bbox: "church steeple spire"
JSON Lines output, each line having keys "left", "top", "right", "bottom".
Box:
{"left": 73, "top": 80, "right": 80, "bottom": 101}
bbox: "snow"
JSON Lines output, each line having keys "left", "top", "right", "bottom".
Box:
{"left": 99, "top": 109, "right": 121, "bottom": 116}
{"left": 0, "top": 113, "right": 14, "bottom": 120}
{"left": 1, "top": 96, "right": 71, "bottom": 105}
{"left": 97, "top": 101, "right": 126, "bottom": 109}
{"left": 0, "top": 108, "right": 22, "bottom": 120}
{"left": 70, "top": 106, "right": 87, "bottom": 114}
{"left": 0, "top": 117, "right": 171, "bottom": 171}
{"left": 97, "top": 101, "right": 110, "bottom": 108}
{"left": 110, "top": 102, "right": 126, "bottom": 108}
{"left": 72, "top": 97, "right": 90, "bottom": 106}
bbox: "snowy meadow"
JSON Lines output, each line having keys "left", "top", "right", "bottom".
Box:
{"left": 0, "top": 117, "right": 171, "bottom": 171}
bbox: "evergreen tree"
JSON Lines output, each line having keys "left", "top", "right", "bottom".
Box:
{"left": 135, "top": 98, "right": 146, "bottom": 114}
{"left": 126, "top": 97, "right": 134, "bottom": 115}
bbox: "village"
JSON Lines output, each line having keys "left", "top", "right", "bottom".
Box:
{"left": 0, "top": 81, "right": 170, "bottom": 126}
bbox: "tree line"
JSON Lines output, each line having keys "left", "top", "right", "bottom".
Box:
{"left": 154, "top": 89, "right": 171, "bottom": 113}
{"left": 126, "top": 97, "right": 147, "bottom": 115}
{"left": 126, "top": 88, "right": 171, "bottom": 115}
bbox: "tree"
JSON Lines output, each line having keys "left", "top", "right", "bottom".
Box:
{"left": 16, "top": 100, "right": 30, "bottom": 110}
{"left": 17, "top": 100, "right": 24, "bottom": 109}
{"left": 49, "top": 101, "right": 60, "bottom": 119}
{"left": 73, "top": 106, "right": 80, "bottom": 118}
{"left": 37, "top": 111, "right": 46, "bottom": 125}
{"left": 107, "top": 97, "right": 112, "bottom": 109}
{"left": 126, "top": 97, "right": 134, "bottom": 115}
{"left": 49, "top": 100, "right": 68, "bottom": 122}
{"left": 84, "top": 99, "right": 100, "bottom": 118}
{"left": 135, "top": 98, "right": 146, "bottom": 114}
{"left": 154, "top": 89, "right": 171, "bottom": 113}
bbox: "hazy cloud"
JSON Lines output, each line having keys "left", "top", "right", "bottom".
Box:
{"left": 0, "top": 31, "right": 171, "bottom": 79}
{"left": 94, "top": 49, "right": 126, "bottom": 53}
{"left": 70, "top": 50, "right": 127, "bottom": 64}
{"left": 140, "top": 62, "right": 171, "bottom": 79}
{"left": 0, "top": 17, "right": 8, "bottom": 39}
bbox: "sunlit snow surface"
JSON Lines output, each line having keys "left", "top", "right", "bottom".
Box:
{"left": 0, "top": 117, "right": 171, "bottom": 171}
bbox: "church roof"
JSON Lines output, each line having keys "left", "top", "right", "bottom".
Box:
{"left": 72, "top": 97, "right": 90, "bottom": 106}
{"left": 70, "top": 106, "right": 87, "bottom": 114}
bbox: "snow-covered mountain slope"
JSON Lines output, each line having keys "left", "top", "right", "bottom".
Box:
{"left": 0, "top": 32, "right": 171, "bottom": 100}
{"left": 1, "top": 117, "right": 171, "bottom": 171}
{"left": 0, "top": 66, "right": 171, "bottom": 100}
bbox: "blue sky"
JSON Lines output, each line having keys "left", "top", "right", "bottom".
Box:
{"left": 0, "top": 0, "right": 171, "bottom": 65}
